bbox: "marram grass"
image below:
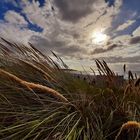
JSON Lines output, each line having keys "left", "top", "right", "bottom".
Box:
{"left": 115, "top": 121, "right": 140, "bottom": 140}
{"left": 0, "top": 68, "right": 68, "bottom": 103}
{"left": 0, "top": 38, "right": 139, "bottom": 140}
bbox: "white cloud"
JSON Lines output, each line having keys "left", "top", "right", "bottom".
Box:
{"left": 116, "top": 20, "right": 135, "bottom": 31}
{"left": 0, "top": 20, "right": 41, "bottom": 43}
{"left": 113, "top": 35, "right": 131, "bottom": 44}
{"left": 21, "top": 0, "right": 53, "bottom": 30}
{"left": 4, "top": 10, "right": 28, "bottom": 26}
{"left": 132, "top": 26, "right": 140, "bottom": 36}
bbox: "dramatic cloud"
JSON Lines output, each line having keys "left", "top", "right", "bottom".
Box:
{"left": 132, "top": 26, "right": 140, "bottom": 36}
{"left": 0, "top": 0, "right": 140, "bottom": 72}
{"left": 129, "top": 36, "right": 140, "bottom": 44}
{"left": 21, "top": 0, "right": 49, "bottom": 29}
{"left": 53, "top": 0, "right": 96, "bottom": 22}
{"left": 4, "top": 10, "right": 28, "bottom": 26}
{"left": 109, "top": 0, "right": 140, "bottom": 38}
{"left": 91, "top": 43, "right": 121, "bottom": 54}
{"left": 116, "top": 20, "right": 135, "bottom": 31}
{"left": 93, "top": 56, "right": 140, "bottom": 63}
{"left": 0, "top": 20, "right": 40, "bottom": 43}
{"left": 30, "top": 35, "right": 87, "bottom": 57}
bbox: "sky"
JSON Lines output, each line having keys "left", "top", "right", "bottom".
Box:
{"left": 0, "top": 0, "right": 140, "bottom": 73}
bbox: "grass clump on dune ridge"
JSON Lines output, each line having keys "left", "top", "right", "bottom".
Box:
{"left": 0, "top": 38, "right": 139, "bottom": 140}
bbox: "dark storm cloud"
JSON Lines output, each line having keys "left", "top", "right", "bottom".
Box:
{"left": 72, "top": 33, "right": 80, "bottom": 39}
{"left": 92, "top": 48, "right": 106, "bottom": 54}
{"left": 129, "top": 36, "right": 140, "bottom": 44}
{"left": 53, "top": 0, "right": 96, "bottom": 22}
{"left": 29, "top": 35, "right": 86, "bottom": 57}
{"left": 91, "top": 43, "right": 120, "bottom": 54}
{"left": 29, "top": 35, "right": 66, "bottom": 51}
{"left": 56, "top": 45, "right": 86, "bottom": 56}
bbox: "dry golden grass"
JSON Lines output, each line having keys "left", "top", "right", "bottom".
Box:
{"left": 18, "top": 59, "right": 56, "bottom": 82}
{"left": 0, "top": 68, "right": 68, "bottom": 102}
{"left": 115, "top": 121, "right": 140, "bottom": 140}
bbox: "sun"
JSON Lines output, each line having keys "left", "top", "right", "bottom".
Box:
{"left": 92, "top": 31, "right": 108, "bottom": 45}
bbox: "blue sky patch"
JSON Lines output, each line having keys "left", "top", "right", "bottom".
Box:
{"left": 0, "top": 0, "right": 43, "bottom": 33}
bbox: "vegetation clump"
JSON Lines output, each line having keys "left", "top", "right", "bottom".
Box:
{"left": 0, "top": 38, "right": 139, "bottom": 140}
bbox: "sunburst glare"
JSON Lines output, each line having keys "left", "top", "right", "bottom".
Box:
{"left": 92, "top": 30, "right": 109, "bottom": 45}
